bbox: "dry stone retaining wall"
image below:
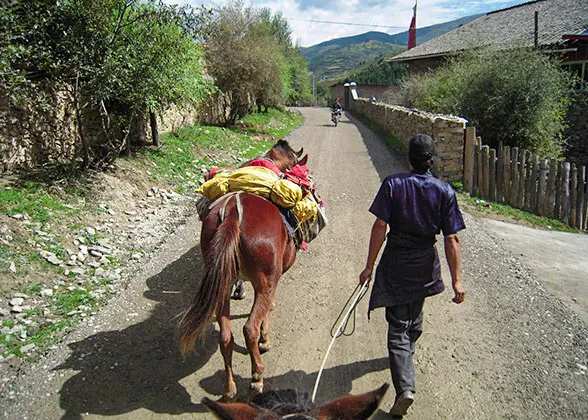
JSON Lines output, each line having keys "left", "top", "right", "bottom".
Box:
{"left": 0, "top": 86, "right": 78, "bottom": 171}
{"left": 351, "top": 97, "right": 467, "bottom": 181}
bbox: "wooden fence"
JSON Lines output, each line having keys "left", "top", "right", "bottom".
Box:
{"left": 463, "top": 127, "right": 588, "bottom": 230}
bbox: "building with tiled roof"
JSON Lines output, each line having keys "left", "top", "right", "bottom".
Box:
{"left": 389, "top": 0, "right": 588, "bottom": 85}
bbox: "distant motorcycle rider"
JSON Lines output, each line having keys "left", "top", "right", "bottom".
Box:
{"left": 332, "top": 97, "right": 343, "bottom": 112}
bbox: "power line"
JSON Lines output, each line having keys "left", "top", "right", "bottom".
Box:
{"left": 286, "top": 17, "right": 406, "bottom": 30}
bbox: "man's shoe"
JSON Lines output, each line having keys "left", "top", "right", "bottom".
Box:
{"left": 389, "top": 390, "right": 414, "bottom": 416}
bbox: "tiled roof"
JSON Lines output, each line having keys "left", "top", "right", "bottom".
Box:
{"left": 390, "top": 0, "right": 588, "bottom": 62}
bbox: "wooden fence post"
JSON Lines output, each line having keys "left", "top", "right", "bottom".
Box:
{"left": 475, "top": 138, "right": 483, "bottom": 197}
{"left": 510, "top": 148, "right": 519, "bottom": 206}
{"left": 482, "top": 146, "right": 490, "bottom": 199}
{"left": 537, "top": 159, "right": 548, "bottom": 216}
{"left": 497, "top": 142, "right": 504, "bottom": 202}
{"left": 503, "top": 146, "right": 511, "bottom": 203}
{"left": 489, "top": 148, "right": 497, "bottom": 202}
{"left": 517, "top": 150, "right": 527, "bottom": 209}
{"left": 555, "top": 161, "right": 565, "bottom": 219}
{"left": 578, "top": 166, "right": 586, "bottom": 230}
{"left": 562, "top": 162, "right": 571, "bottom": 224}
{"left": 524, "top": 152, "right": 534, "bottom": 211}
{"left": 570, "top": 164, "right": 578, "bottom": 228}
{"left": 578, "top": 166, "right": 588, "bottom": 230}
{"left": 530, "top": 154, "right": 540, "bottom": 212}
{"left": 546, "top": 159, "right": 557, "bottom": 218}
{"left": 463, "top": 127, "right": 476, "bottom": 193}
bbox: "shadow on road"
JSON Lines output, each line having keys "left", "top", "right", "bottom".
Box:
{"left": 56, "top": 245, "right": 217, "bottom": 419}
{"left": 346, "top": 112, "right": 408, "bottom": 182}
{"left": 197, "top": 356, "right": 389, "bottom": 410}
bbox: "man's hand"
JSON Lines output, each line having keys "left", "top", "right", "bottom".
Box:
{"left": 452, "top": 280, "right": 465, "bottom": 304}
{"left": 359, "top": 266, "right": 373, "bottom": 285}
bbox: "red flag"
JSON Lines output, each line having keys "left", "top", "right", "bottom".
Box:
{"left": 408, "top": 1, "right": 417, "bottom": 50}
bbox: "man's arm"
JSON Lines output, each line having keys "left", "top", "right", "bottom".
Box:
{"left": 444, "top": 234, "right": 465, "bottom": 303}
{"left": 359, "top": 218, "right": 388, "bottom": 285}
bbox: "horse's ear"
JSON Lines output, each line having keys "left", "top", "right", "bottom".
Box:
{"left": 298, "top": 154, "right": 308, "bottom": 166}
{"left": 313, "top": 383, "right": 389, "bottom": 420}
{"left": 295, "top": 147, "right": 304, "bottom": 158}
{"left": 202, "top": 398, "right": 261, "bottom": 420}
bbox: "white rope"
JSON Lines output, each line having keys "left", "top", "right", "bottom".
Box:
{"left": 311, "top": 281, "right": 370, "bottom": 403}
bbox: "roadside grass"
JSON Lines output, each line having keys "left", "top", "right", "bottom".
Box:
{"left": 0, "top": 182, "right": 77, "bottom": 223}
{"left": 237, "top": 107, "right": 303, "bottom": 138}
{"left": 137, "top": 108, "right": 302, "bottom": 193}
{"left": 353, "top": 113, "right": 406, "bottom": 152}
{"left": 451, "top": 182, "right": 582, "bottom": 233}
{"left": 0, "top": 107, "right": 302, "bottom": 360}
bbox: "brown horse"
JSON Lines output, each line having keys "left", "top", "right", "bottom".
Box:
{"left": 179, "top": 141, "right": 308, "bottom": 401}
{"left": 203, "top": 383, "right": 389, "bottom": 419}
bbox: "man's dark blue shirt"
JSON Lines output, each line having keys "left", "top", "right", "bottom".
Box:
{"left": 368, "top": 171, "right": 465, "bottom": 311}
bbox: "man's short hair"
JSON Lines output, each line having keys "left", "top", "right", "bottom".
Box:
{"left": 408, "top": 134, "right": 435, "bottom": 172}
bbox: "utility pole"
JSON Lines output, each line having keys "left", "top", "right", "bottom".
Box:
{"left": 312, "top": 73, "right": 316, "bottom": 107}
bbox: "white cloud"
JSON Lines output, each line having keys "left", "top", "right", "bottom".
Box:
{"left": 164, "top": 0, "right": 529, "bottom": 47}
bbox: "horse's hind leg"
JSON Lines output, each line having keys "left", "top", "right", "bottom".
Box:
{"left": 217, "top": 296, "right": 237, "bottom": 401}
{"left": 259, "top": 287, "right": 277, "bottom": 354}
{"left": 243, "top": 282, "right": 275, "bottom": 394}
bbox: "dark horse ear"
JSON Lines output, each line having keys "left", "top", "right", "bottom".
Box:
{"left": 313, "top": 383, "right": 389, "bottom": 420}
{"left": 298, "top": 154, "right": 308, "bottom": 166}
{"left": 202, "top": 398, "right": 261, "bottom": 420}
{"left": 295, "top": 147, "right": 304, "bottom": 158}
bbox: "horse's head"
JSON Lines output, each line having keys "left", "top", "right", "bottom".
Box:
{"left": 202, "top": 383, "right": 389, "bottom": 419}
{"left": 266, "top": 140, "right": 304, "bottom": 173}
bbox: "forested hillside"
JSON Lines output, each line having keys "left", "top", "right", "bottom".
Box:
{"left": 302, "top": 14, "right": 482, "bottom": 80}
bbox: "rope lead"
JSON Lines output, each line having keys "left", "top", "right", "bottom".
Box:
{"left": 311, "top": 281, "right": 370, "bottom": 403}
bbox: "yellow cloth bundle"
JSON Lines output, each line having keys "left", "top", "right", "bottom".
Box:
{"left": 198, "top": 166, "right": 303, "bottom": 209}
{"left": 292, "top": 197, "right": 319, "bottom": 224}
{"left": 197, "top": 171, "right": 230, "bottom": 201}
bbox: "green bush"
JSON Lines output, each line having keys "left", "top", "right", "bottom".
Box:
{"left": 401, "top": 48, "right": 574, "bottom": 158}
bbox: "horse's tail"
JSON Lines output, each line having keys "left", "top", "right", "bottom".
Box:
{"left": 179, "top": 213, "right": 240, "bottom": 357}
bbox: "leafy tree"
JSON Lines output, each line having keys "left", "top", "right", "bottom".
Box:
{"left": 204, "top": 1, "right": 311, "bottom": 122}
{"left": 401, "top": 48, "right": 574, "bottom": 158}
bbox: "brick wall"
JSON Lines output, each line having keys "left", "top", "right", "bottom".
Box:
{"left": 350, "top": 97, "right": 467, "bottom": 181}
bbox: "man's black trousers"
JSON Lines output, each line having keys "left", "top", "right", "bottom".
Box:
{"left": 385, "top": 299, "right": 424, "bottom": 395}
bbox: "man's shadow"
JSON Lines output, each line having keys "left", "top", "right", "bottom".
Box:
{"left": 57, "top": 245, "right": 218, "bottom": 419}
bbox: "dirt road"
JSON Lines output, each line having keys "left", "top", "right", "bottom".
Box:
{"left": 1, "top": 108, "right": 587, "bottom": 419}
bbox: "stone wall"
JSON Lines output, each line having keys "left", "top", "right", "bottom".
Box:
{"left": 330, "top": 84, "right": 402, "bottom": 105}
{"left": 350, "top": 97, "right": 467, "bottom": 181}
{"left": 0, "top": 87, "right": 232, "bottom": 172}
{"left": 0, "top": 85, "right": 78, "bottom": 171}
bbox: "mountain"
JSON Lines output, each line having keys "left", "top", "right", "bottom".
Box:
{"left": 302, "top": 14, "right": 483, "bottom": 81}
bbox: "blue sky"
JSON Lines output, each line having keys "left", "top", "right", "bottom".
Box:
{"left": 164, "top": 0, "right": 531, "bottom": 47}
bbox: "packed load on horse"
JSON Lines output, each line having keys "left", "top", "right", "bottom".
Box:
{"left": 195, "top": 140, "right": 326, "bottom": 249}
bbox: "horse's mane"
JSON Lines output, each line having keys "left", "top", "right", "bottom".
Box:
{"left": 250, "top": 389, "right": 314, "bottom": 416}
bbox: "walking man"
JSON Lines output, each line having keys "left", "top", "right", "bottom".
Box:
{"left": 359, "top": 134, "right": 466, "bottom": 417}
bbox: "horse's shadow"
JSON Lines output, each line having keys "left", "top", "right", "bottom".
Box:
{"left": 56, "top": 245, "right": 217, "bottom": 419}
{"left": 198, "top": 356, "right": 390, "bottom": 407}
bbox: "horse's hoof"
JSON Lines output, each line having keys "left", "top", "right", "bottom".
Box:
{"left": 221, "top": 391, "right": 237, "bottom": 403}
{"left": 231, "top": 282, "right": 246, "bottom": 300}
{"left": 259, "top": 342, "right": 271, "bottom": 354}
{"left": 250, "top": 380, "right": 263, "bottom": 395}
